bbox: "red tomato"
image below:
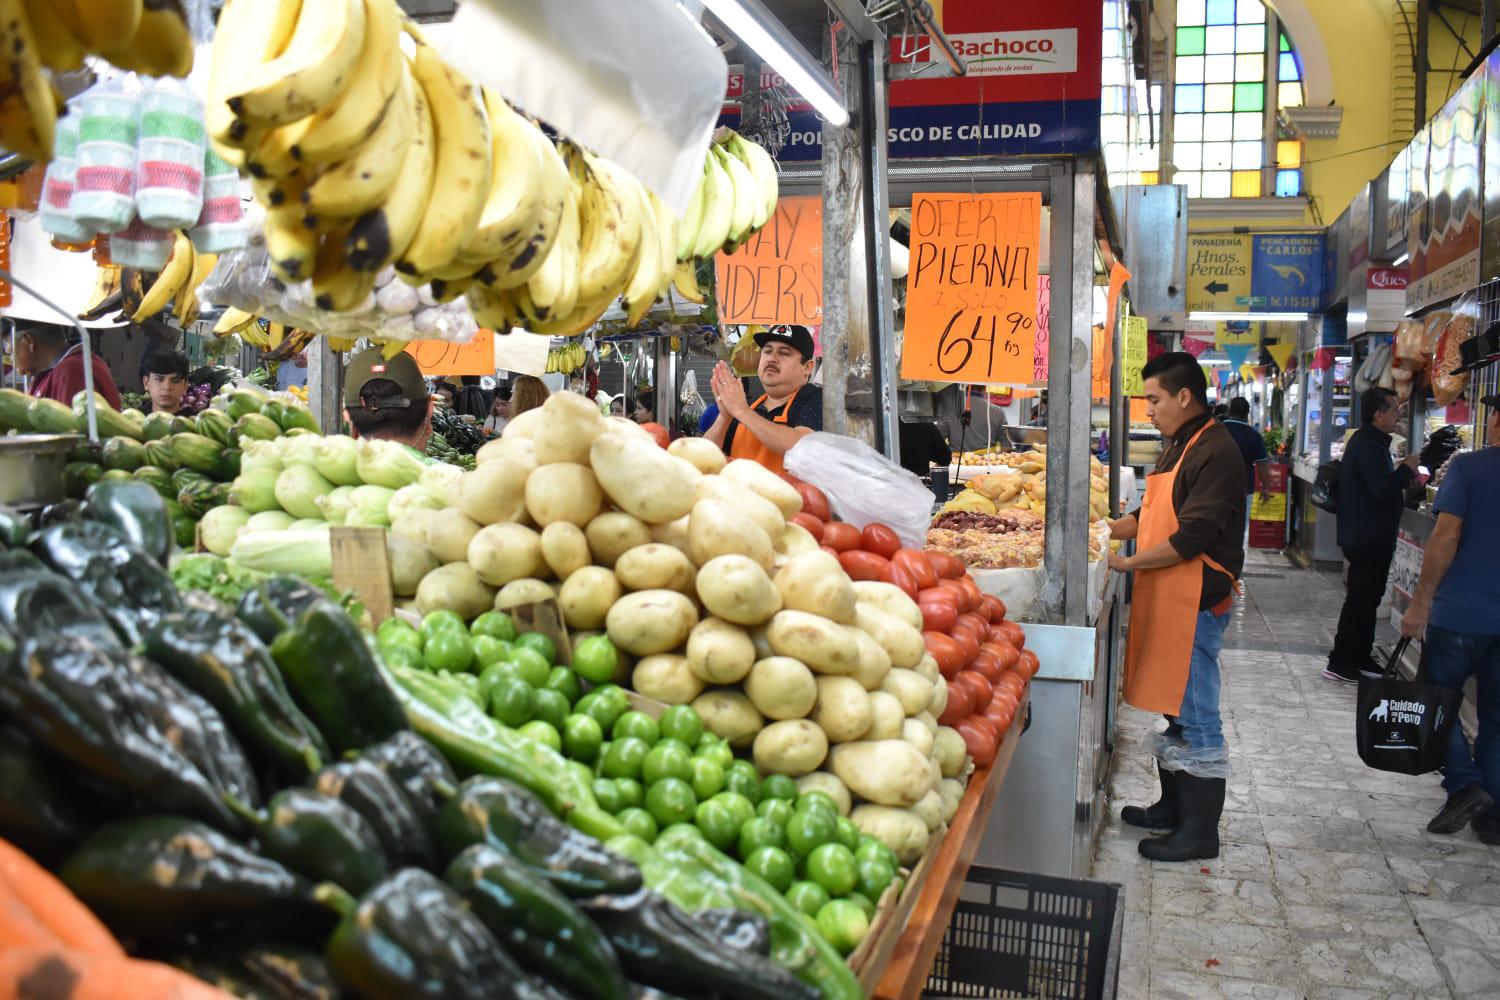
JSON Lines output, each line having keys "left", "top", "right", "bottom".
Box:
{"left": 937, "top": 578, "right": 975, "bottom": 613}
{"left": 981, "top": 641, "right": 1020, "bottom": 672}
{"left": 639, "top": 422, "right": 670, "bottom": 448}
{"left": 820, "top": 545, "right": 841, "bottom": 558}
{"left": 880, "top": 560, "right": 920, "bottom": 599}
{"left": 959, "top": 577, "right": 983, "bottom": 612}
{"left": 994, "top": 619, "right": 1026, "bottom": 648}
{"left": 981, "top": 698, "right": 1016, "bottom": 733}
{"left": 790, "top": 512, "right": 825, "bottom": 541}
{"left": 956, "top": 717, "right": 999, "bottom": 766}
{"left": 917, "top": 597, "right": 958, "bottom": 633}
{"left": 982, "top": 595, "right": 1008, "bottom": 621}
{"left": 917, "top": 586, "right": 959, "bottom": 609}
{"left": 956, "top": 612, "right": 989, "bottom": 638}
{"left": 822, "top": 522, "right": 861, "bottom": 552}
{"left": 923, "top": 632, "right": 965, "bottom": 678}
{"left": 997, "top": 672, "right": 1027, "bottom": 700}
{"left": 893, "top": 549, "right": 939, "bottom": 590}
{"left": 937, "top": 680, "right": 973, "bottom": 726}
{"left": 970, "top": 648, "right": 1004, "bottom": 683}
{"left": 950, "top": 627, "right": 979, "bottom": 667}
{"left": 926, "top": 550, "right": 966, "bottom": 580}
{"left": 956, "top": 670, "right": 993, "bottom": 711}
{"left": 1015, "top": 648, "right": 1040, "bottom": 680}
{"left": 794, "top": 482, "right": 832, "bottom": 522}
{"left": 838, "top": 549, "right": 889, "bottom": 582}
{"left": 859, "top": 524, "right": 902, "bottom": 559}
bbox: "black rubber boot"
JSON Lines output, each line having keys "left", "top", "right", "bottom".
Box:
{"left": 1137, "top": 773, "right": 1225, "bottom": 862}
{"left": 1121, "top": 763, "right": 1180, "bottom": 830}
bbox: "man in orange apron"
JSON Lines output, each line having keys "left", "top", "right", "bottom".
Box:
{"left": 1107, "top": 352, "right": 1246, "bottom": 862}
{"left": 704, "top": 325, "right": 822, "bottom": 477}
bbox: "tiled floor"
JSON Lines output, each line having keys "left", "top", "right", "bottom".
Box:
{"left": 1093, "top": 548, "right": 1500, "bottom": 1000}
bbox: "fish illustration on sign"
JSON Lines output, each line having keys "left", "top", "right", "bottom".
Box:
{"left": 1269, "top": 264, "right": 1306, "bottom": 287}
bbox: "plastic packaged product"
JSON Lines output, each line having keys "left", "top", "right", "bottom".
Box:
{"left": 190, "top": 148, "right": 248, "bottom": 253}
{"left": 40, "top": 113, "right": 92, "bottom": 243}
{"left": 135, "top": 79, "right": 205, "bottom": 230}
{"left": 109, "top": 217, "right": 174, "bottom": 271}
{"left": 784, "top": 432, "right": 936, "bottom": 549}
{"left": 72, "top": 79, "right": 141, "bottom": 234}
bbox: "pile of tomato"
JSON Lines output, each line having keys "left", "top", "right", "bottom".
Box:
{"left": 784, "top": 479, "right": 1036, "bottom": 769}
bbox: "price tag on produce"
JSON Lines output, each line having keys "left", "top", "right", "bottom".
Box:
{"left": 901, "top": 192, "right": 1041, "bottom": 384}
{"left": 404, "top": 333, "right": 499, "bottom": 377}
{"left": 1122, "top": 315, "right": 1148, "bottom": 396}
{"left": 714, "top": 196, "right": 823, "bottom": 326}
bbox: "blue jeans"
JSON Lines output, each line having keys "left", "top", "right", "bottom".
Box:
{"left": 1152, "top": 609, "right": 1231, "bottom": 778}
{"left": 1423, "top": 625, "right": 1500, "bottom": 800}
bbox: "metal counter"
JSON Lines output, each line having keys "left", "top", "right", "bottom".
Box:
{"left": 1290, "top": 455, "right": 1342, "bottom": 565}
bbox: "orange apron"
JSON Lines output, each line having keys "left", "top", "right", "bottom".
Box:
{"left": 1123, "top": 421, "right": 1240, "bottom": 715}
{"left": 727, "top": 387, "right": 801, "bottom": 477}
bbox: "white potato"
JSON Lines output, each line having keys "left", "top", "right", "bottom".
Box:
{"left": 585, "top": 512, "right": 652, "bottom": 567}
{"left": 590, "top": 432, "right": 701, "bottom": 524}
{"left": 752, "top": 720, "right": 829, "bottom": 777}
{"left": 850, "top": 805, "right": 929, "bottom": 864}
{"left": 722, "top": 459, "right": 803, "bottom": 517}
{"left": 468, "top": 523, "right": 545, "bottom": 586}
{"left": 881, "top": 668, "right": 934, "bottom": 716}
{"left": 902, "top": 718, "right": 935, "bottom": 756}
{"left": 531, "top": 391, "right": 607, "bottom": 464}
{"left": 866, "top": 691, "right": 905, "bottom": 740}
{"left": 415, "top": 563, "right": 496, "bottom": 620}
{"left": 605, "top": 589, "right": 699, "bottom": 655}
{"left": 766, "top": 610, "right": 861, "bottom": 676}
{"left": 387, "top": 535, "right": 439, "bottom": 597}
{"left": 493, "top": 578, "right": 556, "bottom": 608}
{"left": 457, "top": 458, "right": 528, "bottom": 525}
{"left": 851, "top": 581, "right": 924, "bottom": 632}
{"left": 475, "top": 435, "right": 537, "bottom": 473}
{"left": 744, "top": 656, "right": 818, "bottom": 720}
{"left": 540, "top": 522, "right": 591, "bottom": 578}
{"left": 933, "top": 727, "right": 968, "bottom": 777}
{"left": 749, "top": 626, "right": 775, "bottom": 660}
{"left": 691, "top": 689, "right": 764, "bottom": 748}
{"left": 830, "top": 740, "right": 935, "bottom": 807}
{"left": 696, "top": 555, "right": 782, "bottom": 626}
{"left": 558, "top": 566, "right": 621, "bottom": 630}
{"left": 425, "top": 508, "right": 482, "bottom": 564}
{"left": 650, "top": 516, "right": 691, "bottom": 554}
{"left": 390, "top": 506, "right": 436, "bottom": 545}
{"left": 525, "top": 463, "right": 603, "bottom": 527}
{"left": 502, "top": 406, "right": 544, "bottom": 440}
{"left": 928, "top": 677, "right": 949, "bottom": 718}
{"left": 913, "top": 653, "right": 940, "bottom": 684}
{"left": 910, "top": 789, "right": 946, "bottom": 831}
{"left": 687, "top": 498, "right": 774, "bottom": 571}
{"left": 796, "top": 772, "right": 852, "bottom": 816}
{"left": 849, "top": 629, "right": 893, "bottom": 691}
{"left": 811, "top": 676, "right": 873, "bottom": 743}
{"left": 939, "top": 778, "right": 966, "bottom": 822}
{"left": 695, "top": 476, "right": 786, "bottom": 544}
{"left": 614, "top": 543, "right": 696, "bottom": 593}
{"left": 781, "top": 522, "right": 819, "bottom": 557}
{"left": 773, "top": 551, "right": 856, "bottom": 623}
{"left": 632, "top": 654, "right": 705, "bottom": 705}
{"left": 668, "top": 436, "right": 727, "bottom": 474}
{"left": 914, "top": 711, "right": 938, "bottom": 734}
{"left": 686, "top": 618, "right": 756, "bottom": 685}
{"left": 855, "top": 604, "right": 926, "bottom": 668}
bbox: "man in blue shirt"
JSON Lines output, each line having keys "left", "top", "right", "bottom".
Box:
{"left": 1401, "top": 393, "right": 1500, "bottom": 842}
{"left": 1220, "top": 397, "right": 1272, "bottom": 521}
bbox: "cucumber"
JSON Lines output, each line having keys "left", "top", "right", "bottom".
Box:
{"left": 0, "top": 388, "right": 34, "bottom": 431}
{"left": 100, "top": 437, "right": 148, "bottom": 472}
{"left": 28, "top": 397, "right": 79, "bottom": 435}
{"left": 71, "top": 391, "right": 142, "bottom": 440}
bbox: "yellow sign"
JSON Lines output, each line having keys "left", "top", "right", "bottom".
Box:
{"left": 1250, "top": 491, "right": 1287, "bottom": 521}
{"left": 1186, "top": 233, "right": 1251, "bottom": 312}
{"left": 1215, "top": 321, "right": 1259, "bottom": 347}
{"left": 1267, "top": 341, "right": 1295, "bottom": 370}
{"left": 1121, "top": 315, "right": 1148, "bottom": 396}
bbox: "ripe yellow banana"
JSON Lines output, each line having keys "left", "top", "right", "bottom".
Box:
{"left": 728, "top": 131, "right": 779, "bottom": 229}
{"left": 266, "top": 205, "right": 319, "bottom": 282}
{"left": 647, "top": 190, "right": 679, "bottom": 301}
{"left": 0, "top": 0, "right": 56, "bottom": 163}
{"left": 105, "top": 0, "right": 194, "bottom": 78}
{"left": 675, "top": 164, "right": 706, "bottom": 261}
{"left": 213, "top": 307, "right": 258, "bottom": 336}
{"left": 460, "top": 90, "right": 542, "bottom": 264}
{"left": 292, "top": 0, "right": 403, "bottom": 165}
{"left": 346, "top": 67, "right": 435, "bottom": 272}
{"left": 397, "top": 41, "right": 492, "bottom": 276}
{"left": 672, "top": 261, "right": 706, "bottom": 305}
{"left": 54, "top": 0, "right": 140, "bottom": 54}
{"left": 466, "top": 283, "right": 522, "bottom": 332}
{"left": 514, "top": 182, "right": 581, "bottom": 326}
{"left": 692, "top": 146, "right": 733, "bottom": 258}
{"left": 227, "top": 0, "right": 366, "bottom": 127}
{"left": 174, "top": 250, "right": 218, "bottom": 326}
{"left": 716, "top": 144, "right": 757, "bottom": 246}
{"left": 207, "top": 0, "right": 302, "bottom": 150}
{"left": 22, "top": 0, "right": 84, "bottom": 71}
{"left": 622, "top": 178, "right": 664, "bottom": 327}
{"left": 132, "top": 231, "right": 194, "bottom": 322}
{"left": 483, "top": 121, "right": 570, "bottom": 290}
{"left": 566, "top": 144, "right": 643, "bottom": 304}
{"left": 427, "top": 275, "right": 473, "bottom": 302}
{"left": 303, "top": 65, "right": 413, "bottom": 217}
{"left": 312, "top": 226, "right": 377, "bottom": 311}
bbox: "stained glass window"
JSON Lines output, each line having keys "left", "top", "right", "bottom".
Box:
{"left": 1172, "top": 2, "right": 1304, "bottom": 197}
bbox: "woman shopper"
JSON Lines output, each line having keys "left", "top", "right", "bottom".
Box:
{"left": 510, "top": 375, "right": 549, "bottom": 418}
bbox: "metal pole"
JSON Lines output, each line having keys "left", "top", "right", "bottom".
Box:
{"left": 653, "top": 334, "right": 678, "bottom": 434}
{"left": 859, "top": 38, "right": 899, "bottom": 461}
{"left": 306, "top": 336, "right": 342, "bottom": 434}
{"left": 1110, "top": 301, "right": 1125, "bottom": 520}
{"left": 821, "top": 24, "right": 860, "bottom": 442}
{"left": 1485, "top": 0, "right": 1497, "bottom": 49}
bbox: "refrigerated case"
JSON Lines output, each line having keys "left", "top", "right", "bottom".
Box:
{"left": 1290, "top": 342, "right": 1352, "bottom": 565}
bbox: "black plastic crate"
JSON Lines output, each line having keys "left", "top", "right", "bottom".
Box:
{"left": 923, "top": 866, "right": 1124, "bottom": 999}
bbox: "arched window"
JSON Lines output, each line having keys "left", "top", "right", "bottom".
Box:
{"left": 1172, "top": 0, "right": 1305, "bottom": 198}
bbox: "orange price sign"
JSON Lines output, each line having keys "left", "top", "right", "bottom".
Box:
{"left": 900, "top": 192, "right": 1041, "bottom": 384}
{"left": 714, "top": 196, "right": 823, "bottom": 326}
{"left": 404, "top": 332, "right": 497, "bottom": 377}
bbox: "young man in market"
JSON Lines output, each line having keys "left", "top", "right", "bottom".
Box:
{"left": 1222, "top": 396, "right": 1274, "bottom": 529}
{"left": 1326, "top": 387, "right": 1420, "bottom": 683}
{"left": 342, "top": 347, "right": 434, "bottom": 451}
{"left": 14, "top": 323, "right": 121, "bottom": 409}
{"left": 1106, "top": 352, "right": 1246, "bottom": 862}
{"left": 705, "top": 324, "right": 822, "bottom": 477}
{"left": 1400, "top": 393, "right": 1500, "bottom": 843}
{"left": 140, "top": 349, "right": 191, "bottom": 415}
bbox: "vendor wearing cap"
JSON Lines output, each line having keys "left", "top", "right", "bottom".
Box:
{"left": 705, "top": 324, "right": 822, "bottom": 476}
{"left": 343, "top": 348, "right": 434, "bottom": 450}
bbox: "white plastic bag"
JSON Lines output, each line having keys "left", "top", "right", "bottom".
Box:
{"left": 784, "top": 432, "right": 934, "bottom": 549}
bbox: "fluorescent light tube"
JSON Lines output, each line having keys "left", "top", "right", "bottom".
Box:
{"left": 1391, "top": 253, "right": 1409, "bottom": 266}
{"left": 1188, "top": 311, "right": 1312, "bottom": 323}
{"left": 699, "top": 0, "right": 851, "bottom": 127}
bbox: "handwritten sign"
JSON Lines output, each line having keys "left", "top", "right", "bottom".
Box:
{"left": 404, "top": 333, "right": 497, "bottom": 377}
{"left": 1121, "top": 315, "right": 1148, "bottom": 396}
{"left": 900, "top": 192, "right": 1041, "bottom": 383}
{"left": 1091, "top": 323, "right": 1113, "bottom": 400}
{"left": 715, "top": 196, "right": 822, "bottom": 326}
{"left": 1031, "top": 274, "right": 1051, "bottom": 382}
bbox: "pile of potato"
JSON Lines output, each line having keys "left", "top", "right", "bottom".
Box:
{"left": 389, "top": 391, "right": 968, "bottom": 863}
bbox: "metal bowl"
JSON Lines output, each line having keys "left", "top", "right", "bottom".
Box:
{"left": 0, "top": 434, "right": 84, "bottom": 507}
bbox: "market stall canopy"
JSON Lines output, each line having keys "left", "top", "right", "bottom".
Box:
{"left": 435, "top": 0, "right": 728, "bottom": 215}
{"left": 7, "top": 216, "right": 125, "bottom": 329}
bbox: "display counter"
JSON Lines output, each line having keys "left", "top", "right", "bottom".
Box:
{"left": 1291, "top": 454, "right": 1341, "bottom": 564}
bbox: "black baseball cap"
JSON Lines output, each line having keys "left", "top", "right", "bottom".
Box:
{"left": 753, "top": 324, "right": 816, "bottom": 362}
{"left": 1481, "top": 393, "right": 1500, "bottom": 410}
{"left": 343, "top": 347, "right": 428, "bottom": 409}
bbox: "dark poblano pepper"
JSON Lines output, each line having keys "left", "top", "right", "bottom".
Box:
{"left": 165, "top": 942, "right": 341, "bottom": 1000}
{"left": 0, "top": 568, "right": 123, "bottom": 652}
{"left": 0, "top": 634, "right": 251, "bottom": 834}
{"left": 445, "top": 844, "right": 628, "bottom": 1000}
{"left": 247, "top": 788, "right": 390, "bottom": 896}
{"left": 81, "top": 479, "right": 172, "bottom": 564}
{"left": 435, "top": 776, "right": 641, "bottom": 898}
{"left": 270, "top": 601, "right": 408, "bottom": 754}
{"left": 357, "top": 731, "right": 457, "bottom": 834}
{"left": 29, "top": 520, "right": 182, "bottom": 643}
{"left": 236, "top": 575, "right": 334, "bottom": 646}
{"left": 59, "top": 816, "right": 336, "bottom": 941}
{"left": 310, "top": 759, "right": 434, "bottom": 869}
{"left": 144, "top": 609, "right": 330, "bottom": 781}
{"left": 0, "top": 725, "right": 88, "bottom": 864}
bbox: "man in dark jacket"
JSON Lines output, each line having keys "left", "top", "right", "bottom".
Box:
{"left": 1327, "top": 387, "right": 1419, "bottom": 682}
